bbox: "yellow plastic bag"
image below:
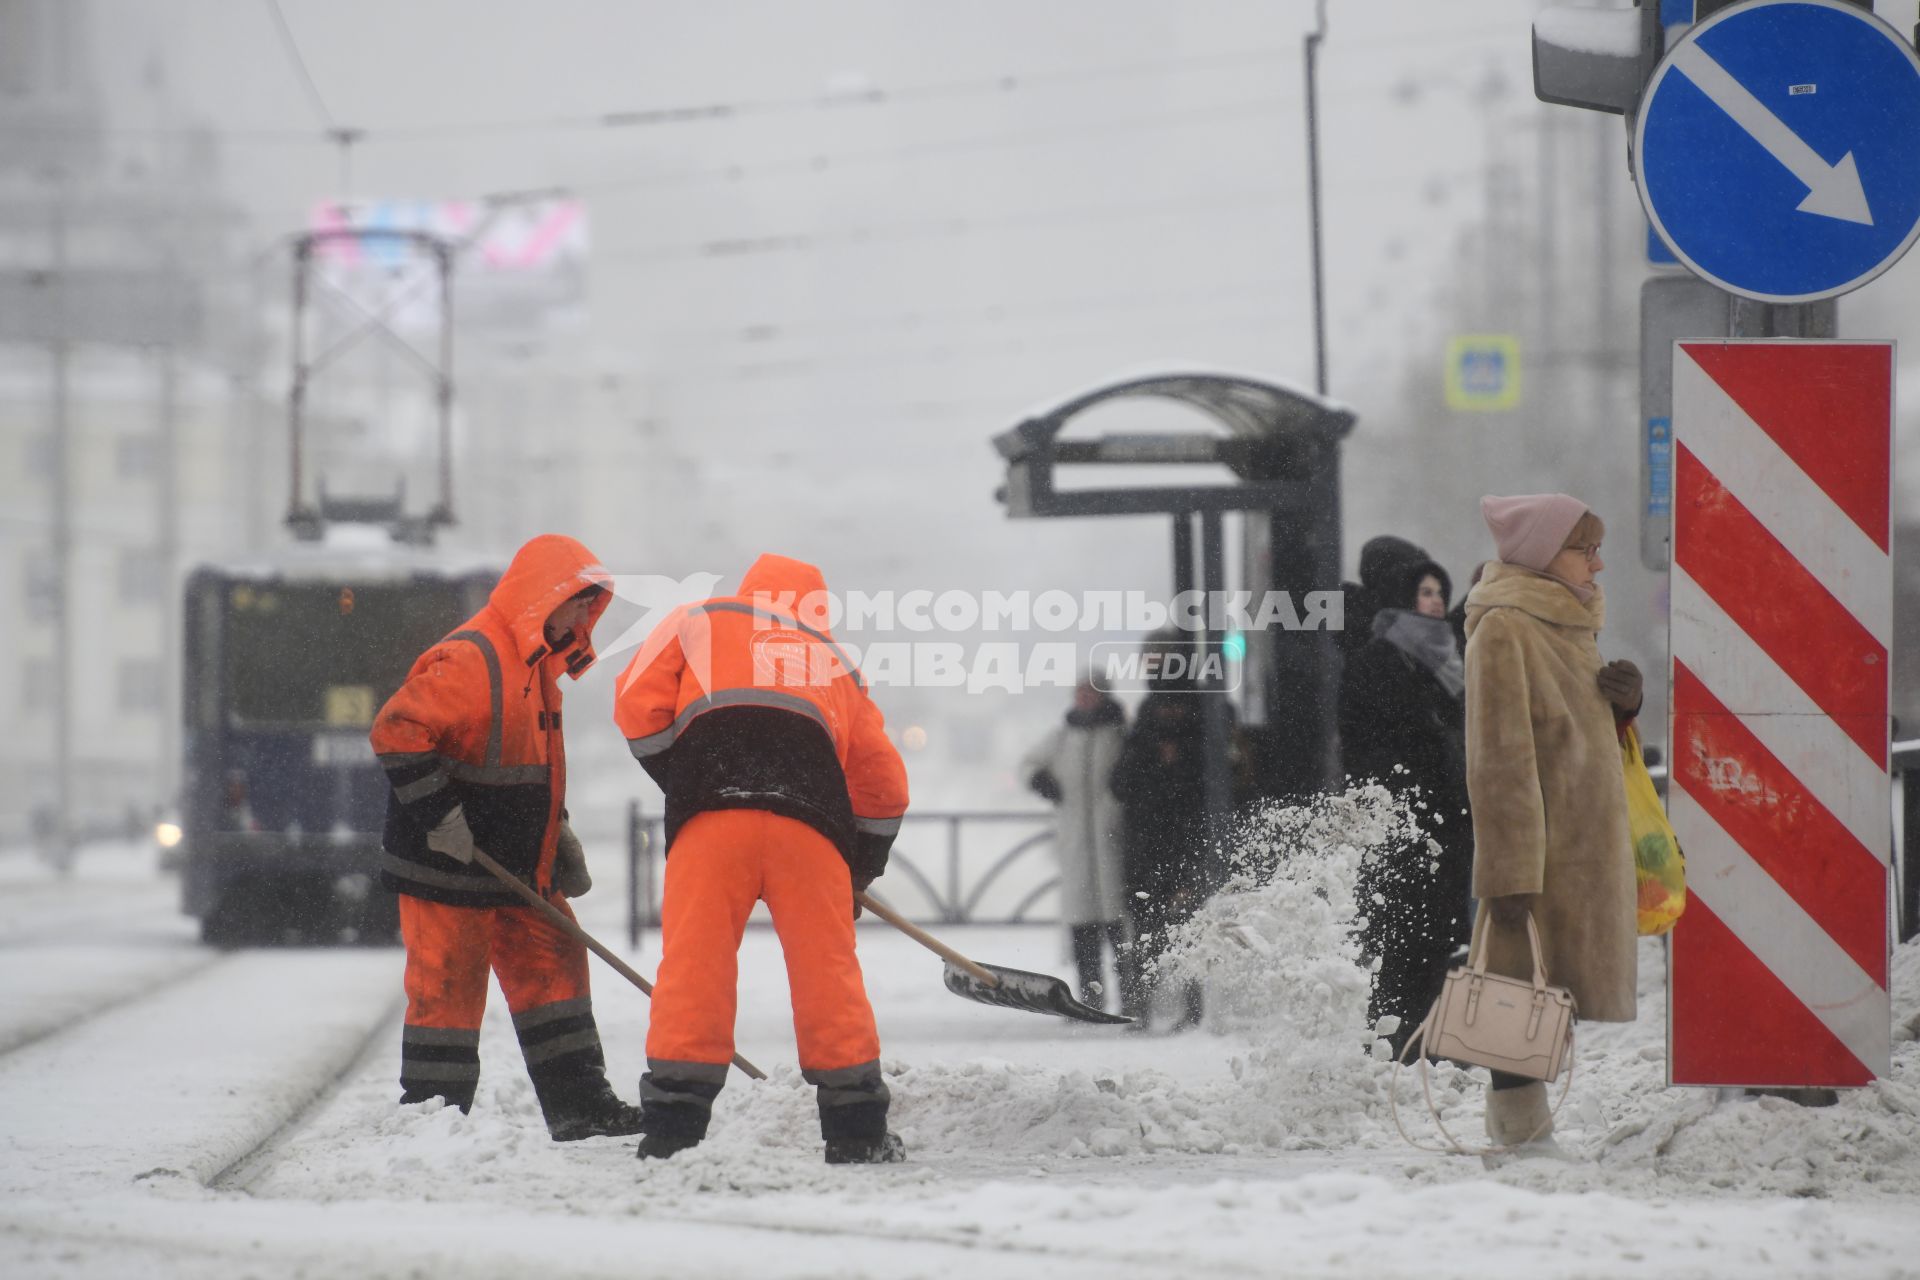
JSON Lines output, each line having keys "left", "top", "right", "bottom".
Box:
{"left": 1622, "top": 725, "right": 1685, "bottom": 936}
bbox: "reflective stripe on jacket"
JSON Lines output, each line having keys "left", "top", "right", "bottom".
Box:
{"left": 613, "top": 553, "right": 908, "bottom": 878}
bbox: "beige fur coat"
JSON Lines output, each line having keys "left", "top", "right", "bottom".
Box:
{"left": 1463, "top": 562, "right": 1637, "bottom": 1022}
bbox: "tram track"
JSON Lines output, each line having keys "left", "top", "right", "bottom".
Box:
{"left": 210, "top": 990, "right": 406, "bottom": 1193}
{"left": 0, "top": 950, "right": 232, "bottom": 1059}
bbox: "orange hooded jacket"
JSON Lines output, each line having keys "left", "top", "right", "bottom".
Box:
{"left": 614, "top": 554, "right": 908, "bottom": 881}
{"left": 372, "top": 534, "right": 610, "bottom": 906}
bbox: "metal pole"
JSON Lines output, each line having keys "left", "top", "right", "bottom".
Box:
{"left": 243, "top": 376, "right": 268, "bottom": 546}
{"left": 1901, "top": 763, "right": 1918, "bottom": 944}
{"left": 48, "top": 191, "right": 73, "bottom": 874}
{"left": 1304, "top": 0, "right": 1330, "bottom": 397}
{"left": 435, "top": 241, "right": 455, "bottom": 525}
{"left": 1537, "top": 113, "right": 1558, "bottom": 356}
{"left": 946, "top": 815, "right": 963, "bottom": 925}
{"left": 156, "top": 339, "right": 181, "bottom": 802}
{"left": 288, "top": 239, "right": 311, "bottom": 525}
{"left": 233, "top": 250, "right": 270, "bottom": 548}
{"left": 1199, "top": 511, "right": 1233, "bottom": 880}
{"left": 1719, "top": 291, "right": 1841, "bottom": 1107}
{"left": 1172, "top": 513, "right": 1195, "bottom": 602}
{"left": 1595, "top": 114, "right": 1615, "bottom": 363}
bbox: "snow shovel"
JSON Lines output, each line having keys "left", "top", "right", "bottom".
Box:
{"left": 471, "top": 848, "right": 766, "bottom": 1080}
{"left": 854, "top": 891, "right": 1132, "bottom": 1025}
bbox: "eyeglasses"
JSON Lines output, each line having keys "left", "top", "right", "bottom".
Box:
{"left": 1565, "top": 543, "right": 1602, "bottom": 565}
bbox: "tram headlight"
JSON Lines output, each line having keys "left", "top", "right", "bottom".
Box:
{"left": 155, "top": 821, "right": 184, "bottom": 849}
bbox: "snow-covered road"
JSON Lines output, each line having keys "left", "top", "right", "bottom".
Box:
{"left": 2, "top": 840, "right": 1917, "bottom": 1279}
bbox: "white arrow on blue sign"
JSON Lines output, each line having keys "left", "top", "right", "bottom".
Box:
{"left": 1634, "top": 0, "right": 1920, "bottom": 303}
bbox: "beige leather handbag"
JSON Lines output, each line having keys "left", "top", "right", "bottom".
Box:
{"left": 1388, "top": 910, "right": 1578, "bottom": 1155}
{"left": 1424, "top": 910, "right": 1576, "bottom": 1081}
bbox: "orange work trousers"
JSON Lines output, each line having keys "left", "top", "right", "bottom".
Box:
{"left": 397, "top": 893, "right": 597, "bottom": 1110}
{"left": 647, "top": 808, "right": 880, "bottom": 1074}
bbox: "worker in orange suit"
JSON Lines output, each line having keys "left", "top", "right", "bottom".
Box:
{"left": 614, "top": 553, "right": 910, "bottom": 1164}
{"left": 370, "top": 533, "right": 642, "bottom": 1141}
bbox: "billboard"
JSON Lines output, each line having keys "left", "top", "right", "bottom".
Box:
{"left": 308, "top": 198, "right": 588, "bottom": 343}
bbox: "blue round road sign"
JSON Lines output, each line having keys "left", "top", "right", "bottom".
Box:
{"left": 1635, "top": 0, "right": 1920, "bottom": 303}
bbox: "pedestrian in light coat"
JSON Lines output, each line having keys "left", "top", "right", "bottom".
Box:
{"left": 1023, "top": 681, "right": 1128, "bottom": 1011}
{"left": 1466, "top": 494, "right": 1643, "bottom": 1150}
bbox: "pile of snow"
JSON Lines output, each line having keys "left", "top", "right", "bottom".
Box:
{"left": 835, "top": 782, "right": 1920, "bottom": 1204}
{"left": 1156, "top": 783, "right": 1408, "bottom": 1042}
{"left": 1123, "top": 785, "right": 1920, "bottom": 1205}
{"left": 1534, "top": 7, "right": 1642, "bottom": 59}
{"left": 1144, "top": 785, "right": 1424, "bottom": 1149}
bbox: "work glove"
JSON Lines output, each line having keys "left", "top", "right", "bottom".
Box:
{"left": 1597, "top": 659, "right": 1643, "bottom": 716}
{"left": 851, "top": 858, "right": 883, "bottom": 921}
{"left": 1028, "top": 768, "right": 1063, "bottom": 804}
{"left": 426, "top": 805, "right": 477, "bottom": 864}
{"left": 553, "top": 821, "right": 592, "bottom": 898}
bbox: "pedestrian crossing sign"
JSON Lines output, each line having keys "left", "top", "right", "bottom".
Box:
{"left": 1444, "top": 334, "right": 1521, "bottom": 411}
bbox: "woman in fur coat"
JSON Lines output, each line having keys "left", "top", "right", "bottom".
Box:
{"left": 1464, "top": 493, "right": 1643, "bottom": 1150}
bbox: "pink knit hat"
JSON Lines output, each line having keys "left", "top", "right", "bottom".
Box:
{"left": 1479, "top": 493, "right": 1589, "bottom": 572}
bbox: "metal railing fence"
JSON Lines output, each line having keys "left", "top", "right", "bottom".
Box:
{"left": 628, "top": 805, "right": 1059, "bottom": 946}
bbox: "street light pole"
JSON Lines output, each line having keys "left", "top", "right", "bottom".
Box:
{"left": 48, "top": 178, "right": 74, "bottom": 874}
{"left": 1304, "top": 0, "right": 1329, "bottom": 398}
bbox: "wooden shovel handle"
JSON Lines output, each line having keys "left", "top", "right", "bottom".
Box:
{"left": 855, "top": 890, "right": 999, "bottom": 988}
{"left": 471, "top": 848, "right": 767, "bottom": 1081}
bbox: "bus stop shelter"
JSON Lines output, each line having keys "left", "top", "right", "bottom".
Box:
{"left": 992, "top": 370, "right": 1355, "bottom": 840}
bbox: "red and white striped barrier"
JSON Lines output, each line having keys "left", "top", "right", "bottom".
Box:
{"left": 1668, "top": 339, "right": 1892, "bottom": 1088}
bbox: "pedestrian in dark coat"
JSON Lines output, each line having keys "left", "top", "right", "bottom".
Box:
{"left": 1340, "top": 535, "right": 1440, "bottom": 657}
{"left": 1109, "top": 651, "right": 1222, "bottom": 1029}
{"left": 1340, "top": 552, "right": 1473, "bottom": 1057}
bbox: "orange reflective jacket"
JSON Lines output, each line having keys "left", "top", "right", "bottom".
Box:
{"left": 372, "top": 534, "right": 610, "bottom": 906}
{"left": 613, "top": 554, "right": 909, "bottom": 879}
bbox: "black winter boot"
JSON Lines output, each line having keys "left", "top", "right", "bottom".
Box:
{"left": 517, "top": 1002, "right": 638, "bottom": 1140}
{"left": 637, "top": 1132, "right": 699, "bottom": 1160}
{"left": 824, "top": 1132, "right": 906, "bottom": 1165}
{"left": 539, "top": 1073, "right": 645, "bottom": 1142}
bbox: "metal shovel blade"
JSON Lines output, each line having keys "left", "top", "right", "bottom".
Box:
{"left": 941, "top": 960, "right": 1134, "bottom": 1025}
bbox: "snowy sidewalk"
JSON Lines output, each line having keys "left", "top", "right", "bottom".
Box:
{"left": 1, "top": 845, "right": 1917, "bottom": 1278}
{"left": 200, "top": 929, "right": 1920, "bottom": 1277}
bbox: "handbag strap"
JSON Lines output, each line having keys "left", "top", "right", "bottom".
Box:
{"left": 1386, "top": 1013, "right": 1575, "bottom": 1158}
{"left": 1467, "top": 907, "right": 1552, "bottom": 990}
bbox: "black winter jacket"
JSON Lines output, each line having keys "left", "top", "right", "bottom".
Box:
{"left": 1338, "top": 635, "right": 1473, "bottom": 948}
{"left": 1110, "top": 692, "right": 1227, "bottom": 925}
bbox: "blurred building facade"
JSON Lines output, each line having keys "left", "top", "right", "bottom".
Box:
{"left": 0, "top": 0, "right": 252, "bottom": 847}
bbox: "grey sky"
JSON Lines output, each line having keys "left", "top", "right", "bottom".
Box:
{"left": 75, "top": 0, "right": 1920, "bottom": 803}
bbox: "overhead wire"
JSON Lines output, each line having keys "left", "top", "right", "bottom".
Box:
{"left": 659, "top": 279, "right": 1298, "bottom": 345}
{"left": 339, "top": 21, "right": 1522, "bottom": 141}
{"left": 163, "top": 11, "right": 1518, "bottom": 395}
{"left": 372, "top": 44, "right": 1300, "bottom": 140}
{"left": 574, "top": 95, "right": 1294, "bottom": 199}
{"left": 678, "top": 305, "right": 1303, "bottom": 383}
{"left": 595, "top": 186, "right": 1292, "bottom": 267}
{"left": 0, "top": 43, "right": 1288, "bottom": 147}
{"left": 2, "top": 22, "right": 1523, "bottom": 149}
{"left": 262, "top": 0, "right": 337, "bottom": 130}
{"left": 262, "top": 0, "right": 366, "bottom": 193}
